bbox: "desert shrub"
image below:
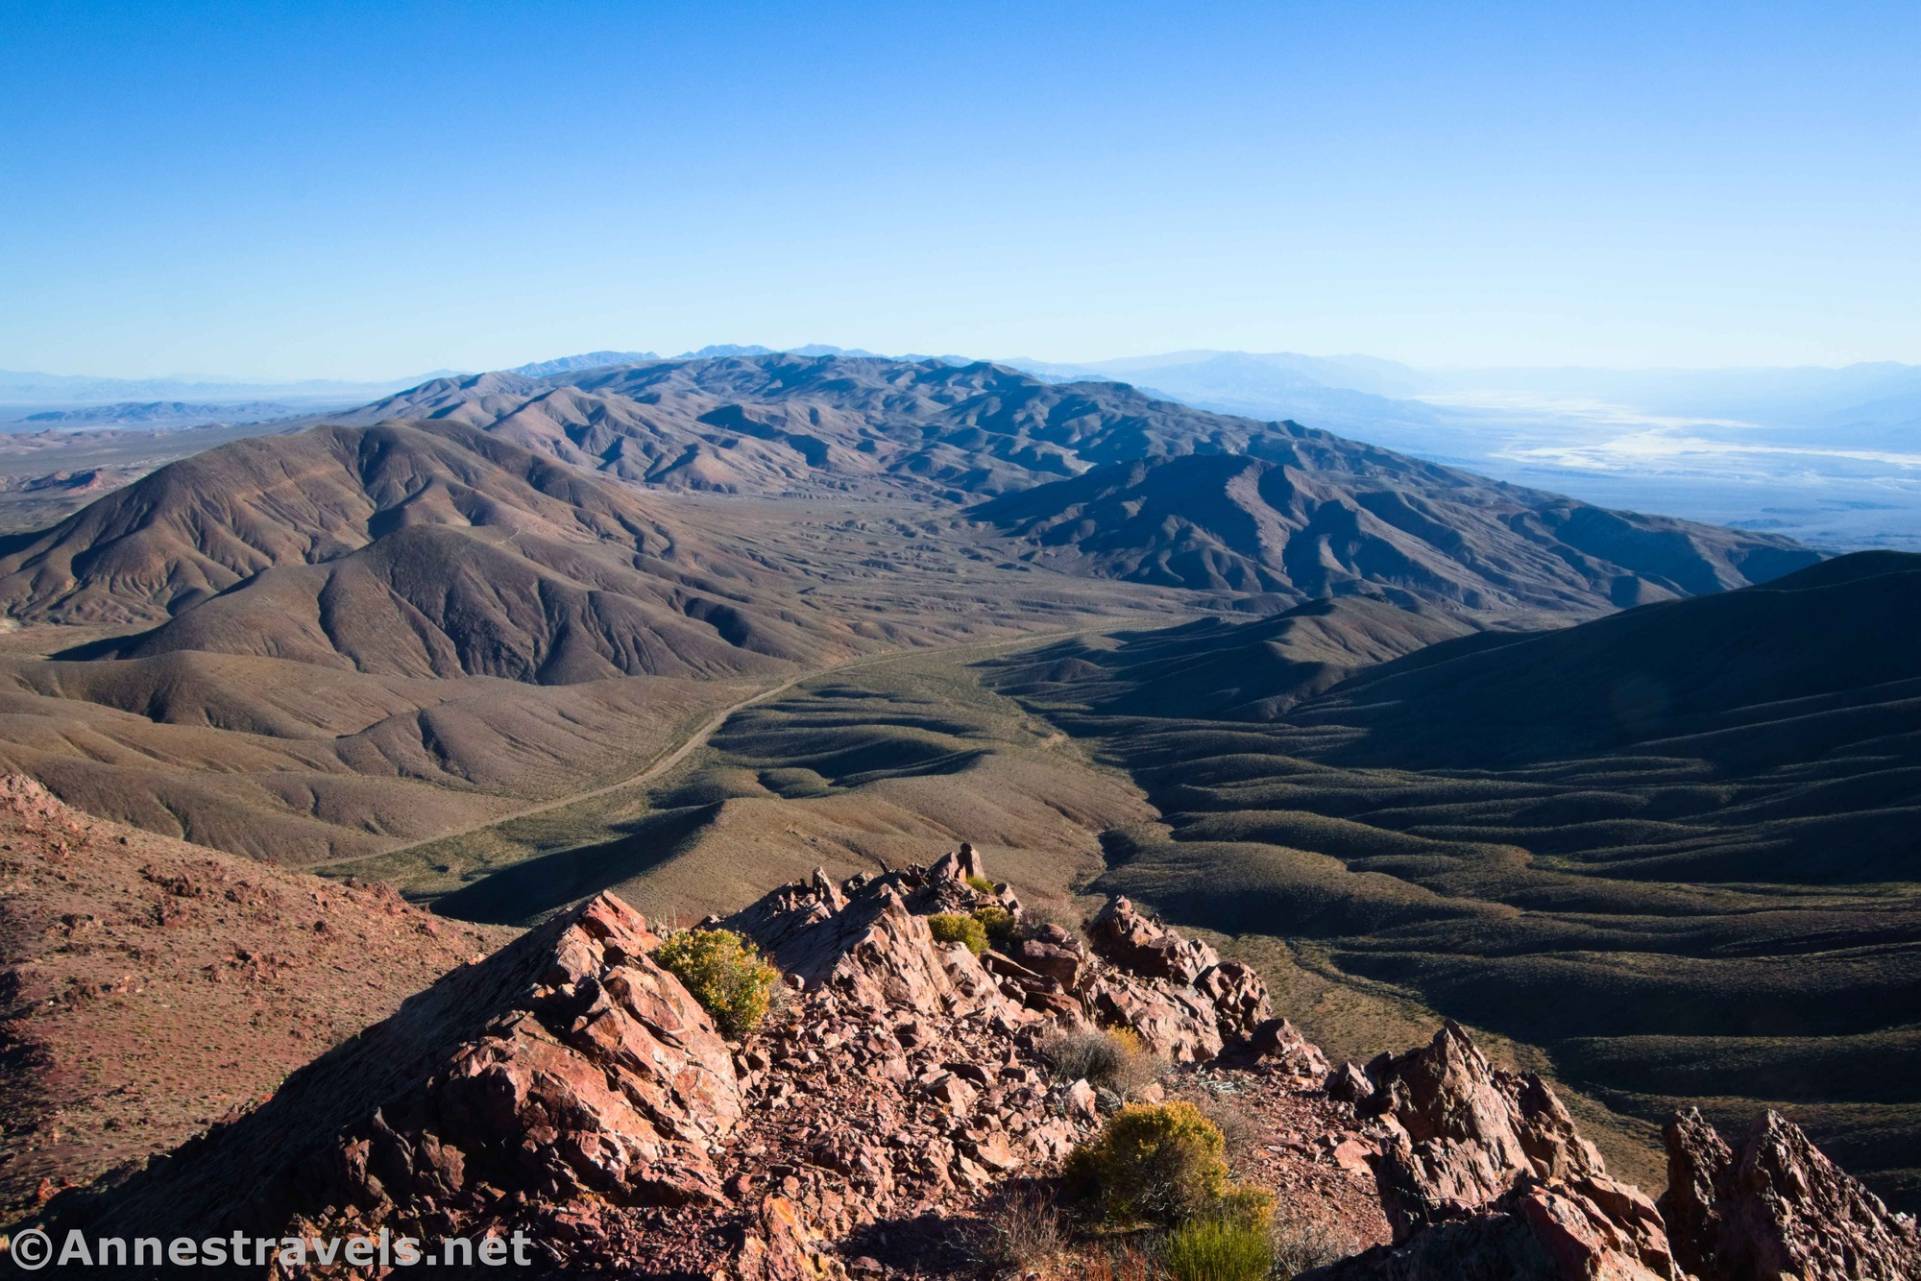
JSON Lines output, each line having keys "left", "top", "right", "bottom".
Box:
{"left": 1067, "top": 1101, "right": 1241, "bottom": 1228}
{"left": 965, "top": 873, "right": 998, "bottom": 895}
{"left": 1268, "top": 1211, "right": 1354, "bottom": 1278}
{"left": 1039, "top": 1026, "right": 1162, "bottom": 1096}
{"left": 1161, "top": 1216, "right": 1274, "bottom": 1281}
{"left": 1216, "top": 1184, "right": 1275, "bottom": 1231}
{"left": 974, "top": 1186, "right": 1065, "bottom": 1273}
{"left": 929, "top": 912, "right": 988, "bottom": 955}
{"left": 652, "top": 928, "right": 779, "bottom": 1039}
{"left": 1014, "top": 902, "right": 1071, "bottom": 940}
{"left": 972, "top": 904, "right": 1016, "bottom": 950}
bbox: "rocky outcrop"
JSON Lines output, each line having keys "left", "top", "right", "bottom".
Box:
{"left": 29, "top": 839, "right": 1907, "bottom": 1281}
{"left": 1089, "top": 896, "right": 1220, "bottom": 983}
{"left": 1305, "top": 1175, "right": 1680, "bottom": 1281}
{"left": 1011, "top": 922, "right": 1088, "bottom": 988}
{"left": 1660, "top": 1107, "right": 1921, "bottom": 1281}
{"left": 1244, "top": 1016, "right": 1332, "bottom": 1077}
{"left": 56, "top": 893, "right": 742, "bottom": 1267}
{"left": 1084, "top": 970, "right": 1225, "bottom": 1061}
{"left": 1359, "top": 1021, "right": 1605, "bottom": 1238}
{"left": 1306, "top": 1020, "right": 1685, "bottom": 1280}
{"left": 1195, "top": 959, "right": 1273, "bottom": 1038}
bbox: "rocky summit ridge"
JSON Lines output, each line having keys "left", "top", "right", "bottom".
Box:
{"left": 20, "top": 845, "right": 1919, "bottom": 1279}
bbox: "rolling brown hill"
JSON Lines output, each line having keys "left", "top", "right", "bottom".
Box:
{"left": 988, "top": 550, "right": 1921, "bottom": 1207}
{"left": 0, "top": 419, "right": 843, "bottom": 680}
{"left": 968, "top": 451, "right": 1819, "bottom": 616}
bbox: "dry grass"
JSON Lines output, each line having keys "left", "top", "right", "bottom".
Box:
{"left": 1039, "top": 1026, "right": 1163, "bottom": 1097}
{"left": 974, "top": 1186, "right": 1067, "bottom": 1275}
{"left": 1267, "top": 1209, "right": 1358, "bottom": 1278}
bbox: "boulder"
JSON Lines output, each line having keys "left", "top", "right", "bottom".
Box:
{"left": 1195, "top": 960, "right": 1273, "bottom": 1037}
{"left": 1244, "top": 1016, "right": 1330, "bottom": 1077}
{"left": 1326, "top": 1061, "right": 1373, "bottom": 1104}
{"left": 1088, "top": 897, "right": 1219, "bottom": 983}
{"left": 927, "top": 841, "right": 985, "bottom": 885}
{"left": 1014, "top": 932, "right": 1087, "bottom": 989}
{"left": 1361, "top": 1022, "right": 1604, "bottom": 1239}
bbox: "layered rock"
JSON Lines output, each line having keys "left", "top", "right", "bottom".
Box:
{"left": 1306, "top": 1020, "right": 1685, "bottom": 1280}
{"left": 1359, "top": 1021, "right": 1605, "bottom": 1238}
{"left": 44, "top": 894, "right": 741, "bottom": 1271}
{"left": 1660, "top": 1107, "right": 1921, "bottom": 1281}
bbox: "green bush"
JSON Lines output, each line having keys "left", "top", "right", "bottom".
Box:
{"left": 1067, "top": 1101, "right": 1232, "bottom": 1227}
{"left": 1066, "top": 1102, "right": 1276, "bottom": 1236}
{"left": 929, "top": 912, "right": 989, "bottom": 955}
{"left": 653, "top": 928, "right": 779, "bottom": 1039}
{"left": 1161, "top": 1217, "right": 1274, "bottom": 1281}
{"left": 973, "top": 904, "right": 1016, "bottom": 950}
{"left": 965, "top": 873, "right": 998, "bottom": 895}
{"left": 1038, "top": 1026, "right": 1162, "bottom": 1096}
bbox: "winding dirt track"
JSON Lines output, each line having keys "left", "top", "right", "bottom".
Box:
{"left": 325, "top": 626, "right": 1103, "bottom": 870}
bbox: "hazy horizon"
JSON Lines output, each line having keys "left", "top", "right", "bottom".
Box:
{"left": 6, "top": 345, "right": 1920, "bottom": 390}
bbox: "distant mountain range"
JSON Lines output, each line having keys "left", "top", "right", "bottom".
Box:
{"left": 12, "top": 400, "right": 303, "bottom": 427}
{"left": 312, "top": 353, "right": 1818, "bottom": 618}
{"left": 0, "top": 368, "right": 462, "bottom": 409}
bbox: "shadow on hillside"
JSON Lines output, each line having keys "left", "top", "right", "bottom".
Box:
{"left": 431, "top": 804, "right": 721, "bottom": 925}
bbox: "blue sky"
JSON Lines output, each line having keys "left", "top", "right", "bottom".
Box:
{"left": 2, "top": 0, "right": 1916, "bottom": 379}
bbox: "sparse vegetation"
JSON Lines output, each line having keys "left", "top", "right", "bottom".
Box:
{"left": 652, "top": 928, "right": 780, "bottom": 1039}
{"left": 1065, "top": 1102, "right": 1272, "bottom": 1231}
{"left": 1160, "top": 1216, "right": 1274, "bottom": 1281}
{"left": 1267, "top": 1210, "right": 1355, "bottom": 1278}
{"left": 1195, "top": 1092, "right": 1260, "bottom": 1159}
{"left": 1039, "top": 1026, "right": 1162, "bottom": 1096}
{"left": 929, "top": 912, "right": 989, "bottom": 955}
{"left": 974, "top": 1186, "right": 1066, "bottom": 1274}
{"left": 973, "top": 904, "right": 1016, "bottom": 950}
{"left": 966, "top": 873, "right": 997, "bottom": 895}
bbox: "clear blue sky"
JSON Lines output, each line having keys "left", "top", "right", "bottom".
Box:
{"left": 2, "top": 0, "right": 1916, "bottom": 379}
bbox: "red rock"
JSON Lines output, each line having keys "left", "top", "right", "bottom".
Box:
{"left": 54, "top": 893, "right": 743, "bottom": 1256}
{"left": 1084, "top": 971, "right": 1222, "bottom": 1061}
{"left": 1195, "top": 960, "right": 1273, "bottom": 1037}
{"left": 1660, "top": 1107, "right": 1921, "bottom": 1281}
{"left": 1326, "top": 1061, "right": 1372, "bottom": 1104}
{"left": 1361, "top": 1022, "right": 1604, "bottom": 1239}
{"left": 1305, "top": 1176, "right": 1683, "bottom": 1280}
{"left": 1013, "top": 936, "right": 1086, "bottom": 988}
{"left": 728, "top": 1194, "right": 851, "bottom": 1280}
{"left": 1245, "top": 1017, "right": 1331, "bottom": 1077}
{"left": 1088, "top": 897, "right": 1219, "bottom": 983}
